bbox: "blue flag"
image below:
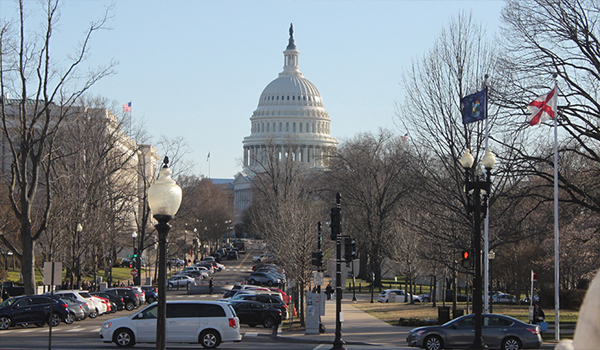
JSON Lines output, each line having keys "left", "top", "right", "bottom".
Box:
{"left": 461, "top": 88, "right": 487, "bottom": 124}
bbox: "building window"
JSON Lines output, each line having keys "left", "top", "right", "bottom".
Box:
{"left": 299, "top": 123, "right": 303, "bottom": 132}
{"left": 286, "top": 122, "right": 289, "bottom": 132}
{"left": 306, "top": 123, "right": 308, "bottom": 132}
{"left": 267, "top": 123, "right": 270, "bottom": 132}
{"left": 277, "top": 96, "right": 279, "bottom": 100}
{"left": 292, "top": 96, "right": 295, "bottom": 100}
{"left": 287, "top": 96, "right": 289, "bottom": 100}
{"left": 273, "top": 122, "right": 276, "bottom": 132}
{"left": 293, "top": 122, "right": 296, "bottom": 132}
{"left": 279, "top": 122, "right": 282, "bottom": 132}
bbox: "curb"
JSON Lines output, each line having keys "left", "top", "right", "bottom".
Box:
{"left": 252, "top": 332, "right": 376, "bottom": 346}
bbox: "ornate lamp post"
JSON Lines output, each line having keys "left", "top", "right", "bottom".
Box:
{"left": 461, "top": 149, "right": 495, "bottom": 350}
{"left": 132, "top": 232, "right": 138, "bottom": 285}
{"left": 148, "top": 157, "right": 182, "bottom": 350}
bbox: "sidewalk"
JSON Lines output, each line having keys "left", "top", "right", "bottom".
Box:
{"left": 277, "top": 298, "right": 412, "bottom": 348}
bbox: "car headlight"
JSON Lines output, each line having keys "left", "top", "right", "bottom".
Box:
{"left": 102, "top": 322, "right": 112, "bottom": 329}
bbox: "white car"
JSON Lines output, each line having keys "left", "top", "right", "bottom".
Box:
{"left": 90, "top": 295, "right": 109, "bottom": 315}
{"left": 377, "top": 289, "right": 411, "bottom": 303}
{"left": 100, "top": 301, "right": 241, "bottom": 348}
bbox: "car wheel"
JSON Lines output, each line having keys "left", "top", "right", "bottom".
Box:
{"left": 424, "top": 298, "right": 431, "bottom": 302}
{"left": 267, "top": 281, "right": 273, "bottom": 287}
{"left": 125, "top": 301, "right": 135, "bottom": 311}
{"left": 424, "top": 335, "right": 443, "bottom": 350}
{"left": 385, "top": 299, "right": 389, "bottom": 303}
{"left": 168, "top": 283, "right": 174, "bottom": 288}
{"left": 0, "top": 316, "right": 12, "bottom": 330}
{"left": 114, "top": 328, "right": 135, "bottom": 348}
{"left": 49, "top": 313, "right": 61, "bottom": 327}
{"left": 199, "top": 329, "right": 221, "bottom": 349}
{"left": 89, "top": 308, "right": 98, "bottom": 318}
{"left": 147, "top": 296, "right": 155, "bottom": 304}
{"left": 263, "top": 316, "right": 275, "bottom": 328}
{"left": 64, "top": 312, "right": 75, "bottom": 324}
{"left": 502, "top": 337, "right": 522, "bottom": 350}
{"left": 249, "top": 279, "right": 256, "bottom": 285}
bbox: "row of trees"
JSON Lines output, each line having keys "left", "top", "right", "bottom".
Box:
{"left": 0, "top": 0, "right": 232, "bottom": 294}
{"left": 244, "top": 0, "right": 600, "bottom": 309}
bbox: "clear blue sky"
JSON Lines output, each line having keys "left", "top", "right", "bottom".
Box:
{"left": 1, "top": 0, "right": 504, "bottom": 179}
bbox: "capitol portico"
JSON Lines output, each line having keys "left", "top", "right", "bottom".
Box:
{"left": 234, "top": 24, "right": 338, "bottom": 218}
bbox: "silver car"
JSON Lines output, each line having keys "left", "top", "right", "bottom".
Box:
{"left": 406, "top": 313, "right": 542, "bottom": 350}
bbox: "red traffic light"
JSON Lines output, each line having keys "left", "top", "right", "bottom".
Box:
{"left": 462, "top": 251, "right": 470, "bottom": 259}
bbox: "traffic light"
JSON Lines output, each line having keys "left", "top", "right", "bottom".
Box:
{"left": 461, "top": 250, "right": 473, "bottom": 269}
{"left": 329, "top": 207, "right": 341, "bottom": 240}
{"left": 344, "top": 237, "right": 356, "bottom": 262}
{"left": 311, "top": 251, "right": 323, "bottom": 267}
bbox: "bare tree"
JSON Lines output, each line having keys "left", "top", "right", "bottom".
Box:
{"left": 324, "top": 129, "right": 413, "bottom": 287}
{"left": 0, "top": 0, "right": 115, "bottom": 294}
{"left": 244, "top": 140, "right": 325, "bottom": 326}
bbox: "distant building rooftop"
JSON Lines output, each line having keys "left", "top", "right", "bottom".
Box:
{"left": 209, "top": 178, "right": 234, "bottom": 185}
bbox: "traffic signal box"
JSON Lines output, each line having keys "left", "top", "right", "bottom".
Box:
{"left": 329, "top": 207, "right": 341, "bottom": 240}
{"left": 461, "top": 250, "right": 473, "bottom": 269}
{"left": 311, "top": 251, "right": 323, "bottom": 267}
{"left": 344, "top": 237, "right": 356, "bottom": 262}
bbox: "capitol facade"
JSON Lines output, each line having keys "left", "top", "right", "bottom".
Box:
{"left": 233, "top": 25, "right": 338, "bottom": 218}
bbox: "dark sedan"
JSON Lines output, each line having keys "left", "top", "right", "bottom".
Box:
{"left": 406, "top": 313, "right": 542, "bottom": 350}
{"left": 230, "top": 300, "right": 282, "bottom": 328}
{"left": 0, "top": 295, "right": 70, "bottom": 330}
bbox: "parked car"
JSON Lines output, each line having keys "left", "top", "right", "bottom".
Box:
{"left": 91, "top": 295, "right": 110, "bottom": 315}
{"left": 228, "top": 293, "right": 288, "bottom": 319}
{"left": 494, "top": 293, "right": 517, "bottom": 303}
{"left": 92, "top": 292, "right": 124, "bottom": 312}
{"left": 60, "top": 296, "right": 90, "bottom": 320}
{"left": 230, "top": 300, "right": 282, "bottom": 328}
{"left": 124, "top": 286, "right": 146, "bottom": 305}
{"left": 413, "top": 294, "right": 430, "bottom": 303}
{"left": 100, "top": 300, "right": 241, "bottom": 348}
{"left": 176, "top": 270, "right": 209, "bottom": 280}
{"left": 60, "top": 296, "right": 87, "bottom": 322}
{"left": 378, "top": 289, "right": 411, "bottom": 303}
{"left": 252, "top": 253, "right": 274, "bottom": 263}
{"left": 445, "top": 290, "right": 471, "bottom": 302}
{"left": 102, "top": 288, "right": 140, "bottom": 311}
{"left": 52, "top": 290, "right": 100, "bottom": 318}
{"left": 0, "top": 295, "right": 70, "bottom": 329}
{"left": 406, "top": 313, "right": 542, "bottom": 350}
{"left": 167, "top": 275, "right": 195, "bottom": 288}
{"left": 1, "top": 281, "right": 25, "bottom": 298}
{"left": 247, "top": 272, "right": 282, "bottom": 287}
{"left": 140, "top": 286, "right": 158, "bottom": 304}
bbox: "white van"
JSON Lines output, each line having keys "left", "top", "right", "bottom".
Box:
{"left": 100, "top": 301, "right": 241, "bottom": 348}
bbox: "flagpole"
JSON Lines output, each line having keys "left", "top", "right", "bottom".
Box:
{"left": 483, "top": 75, "right": 490, "bottom": 314}
{"left": 553, "top": 81, "right": 560, "bottom": 341}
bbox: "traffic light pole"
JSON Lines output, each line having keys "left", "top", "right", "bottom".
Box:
{"left": 331, "top": 193, "right": 346, "bottom": 350}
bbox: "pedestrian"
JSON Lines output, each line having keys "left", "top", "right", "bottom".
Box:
{"left": 532, "top": 302, "right": 545, "bottom": 324}
{"left": 325, "top": 283, "right": 333, "bottom": 300}
{"left": 209, "top": 277, "right": 214, "bottom": 295}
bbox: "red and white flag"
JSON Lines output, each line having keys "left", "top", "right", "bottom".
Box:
{"left": 528, "top": 86, "right": 557, "bottom": 126}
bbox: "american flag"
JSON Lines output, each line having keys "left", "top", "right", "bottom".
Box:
{"left": 123, "top": 102, "right": 132, "bottom": 112}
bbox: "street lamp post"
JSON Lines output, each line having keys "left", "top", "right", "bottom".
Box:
{"left": 461, "top": 149, "right": 495, "bottom": 350}
{"left": 330, "top": 193, "right": 346, "bottom": 350}
{"left": 132, "top": 232, "right": 138, "bottom": 285}
{"left": 148, "top": 157, "right": 182, "bottom": 350}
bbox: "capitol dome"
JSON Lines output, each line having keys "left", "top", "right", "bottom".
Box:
{"left": 242, "top": 24, "right": 338, "bottom": 171}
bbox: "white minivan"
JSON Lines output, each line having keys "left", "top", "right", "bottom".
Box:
{"left": 100, "top": 301, "right": 241, "bottom": 349}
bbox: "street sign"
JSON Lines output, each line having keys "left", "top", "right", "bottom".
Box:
{"left": 127, "top": 254, "right": 134, "bottom": 258}
{"left": 130, "top": 268, "right": 138, "bottom": 277}
{"left": 313, "top": 272, "right": 324, "bottom": 286}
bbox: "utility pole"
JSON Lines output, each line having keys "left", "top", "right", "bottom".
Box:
{"left": 330, "top": 193, "right": 346, "bottom": 350}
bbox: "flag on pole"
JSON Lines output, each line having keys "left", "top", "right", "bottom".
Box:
{"left": 461, "top": 88, "right": 487, "bottom": 124}
{"left": 401, "top": 133, "right": 409, "bottom": 141}
{"left": 206, "top": 152, "right": 210, "bottom": 161}
{"left": 123, "top": 102, "right": 132, "bottom": 112}
{"left": 528, "top": 86, "right": 557, "bottom": 126}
